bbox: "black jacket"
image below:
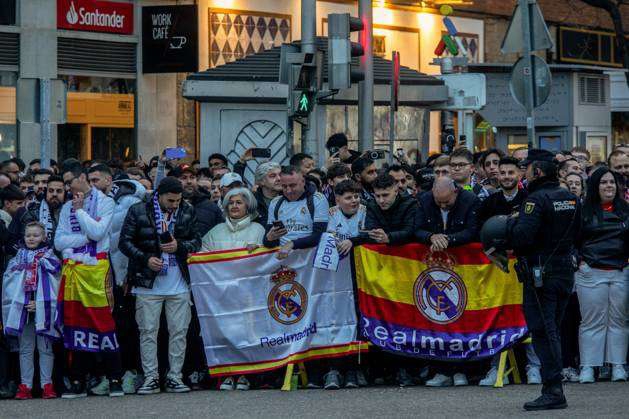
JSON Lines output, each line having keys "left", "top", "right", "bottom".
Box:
{"left": 188, "top": 188, "right": 223, "bottom": 237}
{"left": 7, "top": 201, "right": 61, "bottom": 257}
{"left": 414, "top": 189, "right": 480, "bottom": 246}
{"left": 365, "top": 194, "right": 417, "bottom": 245}
{"left": 119, "top": 200, "right": 201, "bottom": 289}
{"left": 507, "top": 178, "right": 581, "bottom": 265}
{"left": 579, "top": 204, "right": 628, "bottom": 270}
{"left": 254, "top": 188, "right": 273, "bottom": 227}
{"left": 477, "top": 189, "right": 528, "bottom": 227}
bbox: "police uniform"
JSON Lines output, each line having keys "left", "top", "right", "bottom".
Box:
{"left": 506, "top": 149, "right": 581, "bottom": 411}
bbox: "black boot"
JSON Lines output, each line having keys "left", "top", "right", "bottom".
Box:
{"left": 523, "top": 385, "right": 567, "bottom": 411}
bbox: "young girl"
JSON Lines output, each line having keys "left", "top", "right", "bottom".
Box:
{"left": 2, "top": 222, "right": 61, "bottom": 399}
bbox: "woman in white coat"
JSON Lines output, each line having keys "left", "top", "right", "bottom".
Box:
{"left": 201, "top": 187, "right": 265, "bottom": 391}
{"left": 201, "top": 187, "right": 265, "bottom": 251}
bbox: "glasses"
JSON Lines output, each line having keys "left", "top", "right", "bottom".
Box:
{"left": 450, "top": 163, "right": 471, "bottom": 169}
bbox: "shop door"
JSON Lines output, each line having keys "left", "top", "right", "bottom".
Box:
{"left": 91, "top": 127, "right": 134, "bottom": 161}
{"left": 58, "top": 124, "right": 82, "bottom": 161}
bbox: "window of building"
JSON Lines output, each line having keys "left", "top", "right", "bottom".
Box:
{"left": 579, "top": 75, "right": 607, "bottom": 105}
{"left": 0, "top": 71, "right": 17, "bottom": 160}
{"left": 0, "top": 1, "right": 16, "bottom": 26}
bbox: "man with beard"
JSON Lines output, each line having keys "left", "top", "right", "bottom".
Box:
{"left": 608, "top": 150, "right": 629, "bottom": 201}
{"left": 477, "top": 157, "right": 528, "bottom": 226}
{"left": 33, "top": 169, "right": 53, "bottom": 196}
{"left": 171, "top": 164, "right": 223, "bottom": 238}
{"left": 351, "top": 157, "right": 378, "bottom": 202}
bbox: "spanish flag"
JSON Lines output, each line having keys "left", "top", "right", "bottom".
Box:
{"left": 354, "top": 243, "right": 527, "bottom": 360}
{"left": 57, "top": 258, "right": 118, "bottom": 352}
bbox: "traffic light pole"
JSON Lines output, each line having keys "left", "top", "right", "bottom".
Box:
{"left": 358, "top": 0, "right": 374, "bottom": 152}
{"left": 520, "top": 0, "right": 537, "bottom": 149}
{"left": 301, "top": 0, "right": 318, "bottom": 160}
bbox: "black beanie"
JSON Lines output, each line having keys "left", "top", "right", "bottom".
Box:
{"left": 157, "top": 176, "right": 183, "bottom": 195}
{"left": 0, "top": 184, "right": 26, "bottom": 201}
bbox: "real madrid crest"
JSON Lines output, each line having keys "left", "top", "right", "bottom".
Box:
{"left": 413, "top": 251, "right": 467, "bottom": 325}
{"left": 267, "top": 266, "right": 308, "bottom": 325}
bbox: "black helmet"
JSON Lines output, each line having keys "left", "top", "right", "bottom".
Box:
{"left": 480, "top": 215, "right": 510, "bottom": 273}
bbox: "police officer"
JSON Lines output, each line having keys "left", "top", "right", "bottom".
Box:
{"left": 506, "top": 149, "right": 581, "bottom": 411}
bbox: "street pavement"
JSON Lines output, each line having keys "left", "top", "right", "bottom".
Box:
{"left": 1, "top": 382, "right": 627, "bottom": 418}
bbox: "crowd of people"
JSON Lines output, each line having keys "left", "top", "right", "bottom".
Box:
{"left": 0, "top": 132, "right": 627, "bottom": 400}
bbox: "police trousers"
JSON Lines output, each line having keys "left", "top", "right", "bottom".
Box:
{"left": 522, "top": 269, "right": 573, "bottom": 390}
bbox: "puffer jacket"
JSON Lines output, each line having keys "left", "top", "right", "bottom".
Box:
{"left": 109, "top": 180, "right": 147, "bottom": 286}
{"left": 579, "top": 204, "right": 629, "bottom": 270}
{"left": 119, "top": 199, "right": 201, "bottom": 289}
{"left": 201, "top": 216, "right": 265, "bottom": 251}
{"left": 364, "top": 194, "right": 418, "bottom": 245}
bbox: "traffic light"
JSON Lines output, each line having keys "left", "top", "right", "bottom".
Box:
{"left": 294, "top": 90, "right": 314, "bottom": 118}
{"left": 279, "top": 47, "right": 322, "bottom": 119}
{"left": 327, "top": 13, "right": 364, "bottom": 90}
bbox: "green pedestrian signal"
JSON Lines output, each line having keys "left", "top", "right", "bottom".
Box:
{"left": 294, "top": 91, "right": 313, "bottom": 117}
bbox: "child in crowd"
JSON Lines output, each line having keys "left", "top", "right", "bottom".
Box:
{"left": 2, "top": 222, "right": 61, "bottom": 400}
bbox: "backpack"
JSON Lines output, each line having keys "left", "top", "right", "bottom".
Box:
{"left": 273, "top": 194, "right": 316, "bottom": 223}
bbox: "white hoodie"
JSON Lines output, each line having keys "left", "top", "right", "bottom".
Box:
{"left": 201, "top": 216, "right": 265, "bottom": 251}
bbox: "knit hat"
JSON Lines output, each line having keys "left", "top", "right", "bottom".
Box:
{"left": 157, "top": 176, "right": 183, "bottom": 195}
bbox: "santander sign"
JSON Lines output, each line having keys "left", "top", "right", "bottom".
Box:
{"left": 57, "top": 0, "right": 133, "bottom": 35}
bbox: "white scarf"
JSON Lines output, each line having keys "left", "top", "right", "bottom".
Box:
{"left": 2, "top": 247, "right": 61, "bottom": 339}
{"left": 38, "top": 200, "right": 55, "bottom": 242}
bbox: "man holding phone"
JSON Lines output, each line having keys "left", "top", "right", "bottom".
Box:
{"left": 119, "top": 177, "right": 201, "bottom": 395}
{"left": 264, "top": 166, "right": 329, "bottom": 260}
{"left": 326, "top": 133, "right": 360, "bottom": 166}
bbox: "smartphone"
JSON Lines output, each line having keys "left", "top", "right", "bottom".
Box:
{"left": 273, "top": 221, "right": 285, "bottom": 230}
{"left": 164, "top": 147, "right": 187, "bottom": 160}
{"left": 329, "top": 146, "right": 340, "bottom": 155}
{"left": 159, "top": 231, "right": 174, "bottom": 244}
{"left": 369, "top": 150, "right": 386, "bottom": 160}
{"left": 251, "top": 148, "right": 272, "bottom": 158}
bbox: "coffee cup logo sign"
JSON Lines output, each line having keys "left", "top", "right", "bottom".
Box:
{"left": 57, "top": 0, "right": 134, "bottom": 35}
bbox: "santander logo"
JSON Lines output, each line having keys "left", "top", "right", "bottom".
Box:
{"left": 58, "top": 0, "right": 133, "bottom": 34}
{"left": 66, "top": 1, "right": 79, "bottom": 25}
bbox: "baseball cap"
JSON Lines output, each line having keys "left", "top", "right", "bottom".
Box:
{"left": 219, "top": 172, "right": 243, "bottom": 188}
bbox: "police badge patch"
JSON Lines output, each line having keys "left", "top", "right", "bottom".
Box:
{"left": 524, "top": 202, "right": 536, "bottom": 214}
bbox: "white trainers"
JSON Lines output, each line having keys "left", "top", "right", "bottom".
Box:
{"left": 236, "top": 376, "right": 250, "bottom": 390}
{"left": 579, "top": 366, "right": 595, "bottom": 384}
{"left": 611, "top": 365, "right": 627, "bottom": 382}
{"left": 453, "top": 373, "right": 468, "bottom": 386}
{"left": 425, "top": 373, "right": 453, "bottom": 387}
{"left": 561, "top": 367, "right": 580, "bottom": 383}
{"left": 526, "top": 366, "right": 542, "bottom": 384}
{"left": 219, "top": 377, "right": 235, "bottom": 391}
{"left": 479, "top": 367, "right": 509, "bottom": 386}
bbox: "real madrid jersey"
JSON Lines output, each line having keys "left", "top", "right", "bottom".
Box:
{"left": 267, "top": 192, "right": 329, "bottom": 245}
{"left": 327, "top": 205, "right": 366, "bottom": 241}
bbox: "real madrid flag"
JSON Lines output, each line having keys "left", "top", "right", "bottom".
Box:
{"left": 188, "top": 247, "right": 364, "bottom": 377}
{"left": 354, "top": 243, "right": 528, "bottom": 361}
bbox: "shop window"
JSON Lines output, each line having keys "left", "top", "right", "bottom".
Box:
{"left": 0, "top": 1, "right": 16, "bottom": 26}
{"left": 579, "top": 76, "right": 606, "bottom": 105}
{"left": 91, "top": 127, "right": 135, "bottom": 161}
{"left": 0, "top": 71, "right": 17, "bottom": 160}
{"left": 62, "top": 76, "right": 136, "bottom": 94}
{"left": 586, "top": 136, "right": 607, "bottom": 163}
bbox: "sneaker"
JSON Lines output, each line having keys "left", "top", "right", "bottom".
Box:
{"left": 15, "top": 384, "right": 32, "bottom": 400}
{"left": 109, "top": 379, "right": 124, "bottom": 397}
{"left": 137, "top": 377, "right": 161, "bottom": 395}
{"left": 61, "top": 381, "right": 87, "bottom": 399}
{"left": 579, "top": 366, "right": 595, "bottom": 384}
{"left": 561, "top": 367, "right": 580, "bottom": 383}
{"left": 599, "top": 365, "right": 611, "bottom": 381}
{"left": 42, "top": 383, "right": 57, "bottom": 399}
{"left": 236, "top": 376, "right": 250, "bottom": 391}
{"left": 526, "top": 366, "right": 542, "bottom": 384}
{"left": 611, "top": 365, "right": 627, "bottom": 382}
{"left": 523, "top": 393, "right": 567, "bottom": 411}
{"left": 453, "top": 373, "right": 468, "bottom": 386}
{"left": 306, "top": 380, "right": 322, "bottom": 389}
{"left": 372, "top": 376, "right": 385, "bottom": 386}
{"left": 219, "top": 377, "right": 235, "bottom": 391}
{"left": 0, "top": 383, "right": 14, "bottom": 399}
{"left": 425, "top": 373, "right": 453, "bottom": 387}
{"left": 356, "top": 370, "right": 368, "bottom": 387}
{"left": 121, "top": 371, "right": 137, "bottom": 394}
{"left": 479, "top": 367, "right": 509, "bottom": 386}
{"left": 165, "top": 377, "right": 190, "bottom": 393}
{"left": 344, "top": 370, "right": 359, "bottom": 389}
{"left": 89, "top": 377, "right": 109, "bottom": 396}
{"left": 324, "top": 370, "right": 342, "bottom": 390}
{"left": 396, "top": 368, "right": 415, "bottom": 387}
{"left": 188, "top": 371, "right": 202, "bottom": 391}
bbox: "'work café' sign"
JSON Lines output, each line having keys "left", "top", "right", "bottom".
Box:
{"left": 57, "top": 0, "right": 133, "bottom": 35}
{"left": 142, "top": 5, "right": 199, "bottom": 74}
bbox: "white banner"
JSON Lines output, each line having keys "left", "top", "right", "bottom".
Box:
{"left": 188, "top": 247, "right": 360, "bottom": 376}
